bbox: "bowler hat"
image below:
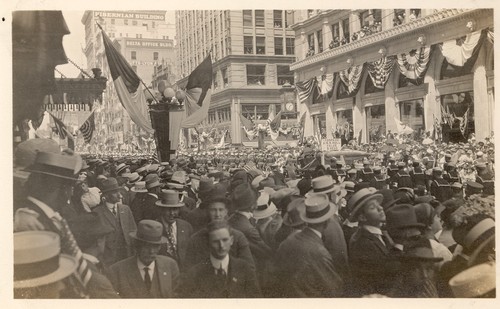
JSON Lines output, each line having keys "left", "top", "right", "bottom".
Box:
{"left": 129, "top": 220, "right": 168, "bottom": 244}
{"left": 14, "top": 231, "right": 77, "bottom": 289}
{"left": 301, "top": 193, "right": 335, "bottom": 224}
{"left": 25, "top": 151, "right": 83, "bottom": 181}
{"left": 100, "top": 177, "right": 121, "bottom": 193}
{"left": 385, "top": 204, "right": 425, "bottom": 231}
{"left": 231, "top": 183, "right": 257, "bottom": 211}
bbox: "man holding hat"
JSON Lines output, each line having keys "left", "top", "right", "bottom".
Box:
{"left": 94, "top": 177, "right": 137, "bottom": 266}
{"left": 155, "top": 190, "right": 194, "bottom": 271}
{"left": 107, "top": 220, "right": 179, "bottom": 298}
{"left": 273, "top": 193, "right": 344, "bottom": 297}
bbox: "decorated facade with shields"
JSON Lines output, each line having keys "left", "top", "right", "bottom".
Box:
{"left": 291, "top": 9, "right": 494, "bottom": 144}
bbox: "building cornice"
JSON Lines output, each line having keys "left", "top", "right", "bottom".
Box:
{"left": 290, "top": 9, "right": 490, "bottom": 72}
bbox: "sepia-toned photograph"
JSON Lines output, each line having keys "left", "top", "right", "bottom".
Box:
{"left": 8, "top": 2, "right": 496, "bottom": 304}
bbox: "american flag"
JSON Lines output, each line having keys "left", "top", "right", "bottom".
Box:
{"left": 79, "top": 112, "right": 95, "bottom": 143}
{"left": 31, "top": 111, "right": 45, "bottom": 130}
{"left": 49, "top": 112, "right": 69, "bottom": 140}
{"left": 366, "top": 56, "right": 396, "bottom": 89}
{"left": 295, "top": 77, "right": 318, "bottom": 103}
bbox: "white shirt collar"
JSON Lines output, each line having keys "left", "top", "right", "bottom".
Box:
{"left": 27, "top": 196, "right": 56, "bottom": 218}
{"left": 362, "top": 225, "right": 383, "bottom": 236}
{"left": 137, "top": 258, "right": 155, "bottom": 281}
{"left": 309, "top": 227, "right": 322, "bottom": 239}
{"left": 237, "top": 211, "right": 254, "bottom": 219}
{"left": 83, "top": 253, "right": 100, "bottom": 265}
{"left": 105, "top": 201, "right": 117, "bottom": 211}
{"left": 210, "top": 254, "right": 229, "bottom": 274}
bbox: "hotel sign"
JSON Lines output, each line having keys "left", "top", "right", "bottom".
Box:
{"left": 126, "top": 40, "right": 173, "bottom": 48}
{"left": 94, "top": 11, "right": 165, "bottom": 21}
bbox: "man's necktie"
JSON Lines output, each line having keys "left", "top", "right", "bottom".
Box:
{"left": 166, "top": 224, "right": 177, "bottom": 259}
{"left": 52, "top": 213, "right": 91, "bottom": 298}
{"left": 216, "top": 266, "right": 226, "bottom": 277}
{"left": 144, "top": 267, "right": 152, "bottom": 290}
{"left": 112, "top": 206, "right": 117, "bottom": 216}
{"left": 249, "top": 217, "right": 257, "bottom": 226}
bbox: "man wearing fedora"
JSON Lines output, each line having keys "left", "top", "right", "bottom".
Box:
{"left": 135, "top": 173, "right": 163, "bottom": 222}
{"left": 93, "top": 177, "right": 137, "bottom": 266}
{"left": 178, "top": 220, "right": 261, "bottom": 298}
{"left": 273, "top": 193, "right": 344, "bottom": 297}
{"left": 185, "top": 195, "right": 255, "bottom": 270}
{"left": 228, "top": 183, "right": 272, "bottom": 291}
{"left": 107, "top": 220, "right": 180, "bottom": 298}
{"left": 14, "top": 151, "right": 93, "bottom": 297}
{"left": 347, "top": 188, "right": 399, "bottom": 297}
{"left": 156, "top": 190, "right": 193, "bottom": 272}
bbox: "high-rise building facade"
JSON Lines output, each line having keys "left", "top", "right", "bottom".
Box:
{"left": 290, "top": 9, "right": 494, "bottom": 143}
{"left": 81, "top": 10, "right": 176, "bottom": 150}
{"left": 175, "top": 10, "right": 301, "bottom": 146}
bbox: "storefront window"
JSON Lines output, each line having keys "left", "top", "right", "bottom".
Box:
{"left": 440, "top": 91, "right": 475, "bottom": 142}
{"left": 366, "top": 105, "right": 386, "bottom": 142}
{"left": 399, "top": 99, "right": 425, "bottom": 134}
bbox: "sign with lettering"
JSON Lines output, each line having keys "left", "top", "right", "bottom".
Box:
{"left": 125, "top": 40, "right": 173, "bottom": 48}
{"left": 94, "top": 11, "right": 165, "bottom": 21}
{"left": 321, "top": 138, "right": 342, "bottom": 151}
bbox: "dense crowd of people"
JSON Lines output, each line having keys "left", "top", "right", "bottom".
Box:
{"left": 13, "top": 134, "right": 495, "bottom": 298}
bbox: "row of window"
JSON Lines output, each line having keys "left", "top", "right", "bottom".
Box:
{"left": 244, "top": 36, "right": 295, "bottom": 55}
{"left": 242, "top": 10, "right": 293, "bottom": 28}
{"left": 246, "top": 65, "right": 294, "bottom": 86}
{"left": 109, "top": 18, "right": 156, "bottom": 29}
{"left": 130, "top": 51, "right": 159, "bottom": 61}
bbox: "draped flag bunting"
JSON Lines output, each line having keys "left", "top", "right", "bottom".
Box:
{"left": 320, "top": 73, "right": 335, "bottom": 98}
{"left": 100, "top": 25, "right": 154, "bottom": 134}
{"left": 440, "top": 29, "right": 487, "bottom": 77}
{"left": 268, "top": 110, "right": 282, "bottom": 141}
{"left": 366, "top": 56, "right": 397, "bottom": 89}
{"left": 339, "top": 64, "right": 364, "bottom": 95}
{"left": 397, "top": 46, "right": 431, "bottom": 81}
{"left": 181, "top": 56, "right": 213, "bottom": 128}
{"left": 79, "top": 112, "right": 95, "bottom": 143}
{"left": 296, "top": 77, "right": 317, "bottom": 103}
{"left": 49, "top": 112, "right": 71, "bottom": 140}
{"left": 239, "top": 112, "right": 256, "bottom": 140}
{"left": 455, "top": 107, "right": 470, "bottom": 137}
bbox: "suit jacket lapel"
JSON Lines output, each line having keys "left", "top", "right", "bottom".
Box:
{"left": 155, "top": 260, "right": 169, "bottom": 298}
{"left": 100, "top": 204, "right": 118, "bottom": 229}
{"left": 125, "top": 257, "right": 148, "bottom": 297}
{"left": 362, "top": 228, "right": 389, "bottom": 255}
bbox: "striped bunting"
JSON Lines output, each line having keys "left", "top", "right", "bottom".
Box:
{"left": 79, "top": 112, "right": 95, "bottom": 144}
{"left": 366, "top": 56, "right": 396, "bottom": 89}
{"left": 339, "top": 64, "right": 364, "bottom": 95}
{"left": 397, "top": 46, "right": 431, "bottom": 81}
{"left": 295, "top": 77, "right": 318, "bottom": 103}
{"left": 49, "top": 112, "right": 69, "bottom": 140}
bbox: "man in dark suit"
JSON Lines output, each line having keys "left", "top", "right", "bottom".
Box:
{"left": 273, "top": 193, "right": 344, "bottom": 297}
{"left": 228, "top": 183, "right": 272, "bottom": 288}
{"left": 155, "top": 190, "right": 193, "bottom": 272}
{"left": 347, "top": 188, "right": 399, "bottom": 297}
{"left": 185, "top": 195, "right": 255, "bottom": 270}
{"left": 93, "top": 177, "right": 137, "bottom": 266}
{"left": 135, "top": 173, "right": 163, "bottom": 222}
{"left": 178, "top": 220, "right": 261, "bottom": 298}
{"left": 107, "top": 220, "right": 179, "bottom": 298}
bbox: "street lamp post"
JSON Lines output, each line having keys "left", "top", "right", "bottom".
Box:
{"left": 146, "top": 84, "right": 185, "bottom": 163}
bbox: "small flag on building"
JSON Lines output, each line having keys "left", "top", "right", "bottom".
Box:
{"left": 49, "top": 112, "right": 70, "bottom": 140}
{"left": 79, "top": 112, "right": 95, "bottom": 143}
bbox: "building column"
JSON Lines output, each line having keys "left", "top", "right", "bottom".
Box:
{"left": 473, "top": 46, "right": 489, "bottom": 141}
{"left": 323, "top": 19, "right": 332, "bottom": 48}
{"left": 385, "top": 72, "right": 398, "bottom": 134}
{"left": 423, "top": 49, "right": 442, "bottom": 134}
{"left": 382, "top": 9, "right": 393, "bottom": 32}
{"left": 300, "top": 31, "right": 307, "bottom": 60}
{"left": 350, "top": 12, "right": 361, "bottom": 34}
{"left": 353, "top": 95, "right": 364, "bottom": 144}
{"left": 325, "top": 100, "right": 335, "bottom": 139}
{"left": 231, "top": 96, "right": 242, "bottom": 144}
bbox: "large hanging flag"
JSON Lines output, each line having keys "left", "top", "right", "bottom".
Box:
{"left": 339, "top": 64, "right": 364, "bottom": 95}
{"left": 268, "top": 110, "right": 283, "bottom": 141}
{"left": 366, "top": 56, "right": 396, "bottom": 89}
{"left": 320, "top": 73, "right": 335, "bottom": 99}
{"left": 296, "top": 77, "right": 317, "bottom": 103}
{"left": 100, "top": 25, "right": 154, "bottom": 134}
{"left": 397, "top": 46, "right": 431, "bottom": 82}
{"left": 239, "top": 112, "right": 256, "bottom": 140}
{"left": 49, "top": 112, "right": 70, "bottom": 140}
{"left": 180, "top": 55, "right": 213, "bottom": 128}
{"left": 79, "top": 112, "right": 95, "bottom": 143}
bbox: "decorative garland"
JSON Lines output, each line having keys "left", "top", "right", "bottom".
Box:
{"left": 397, "top": 46, "right": 431, "bottom": 80}
{"left": 366, "top": 56, "right": 397, "bottom": 89}
{"left": 338, "top": 64, "right": 364, "bottom": 95}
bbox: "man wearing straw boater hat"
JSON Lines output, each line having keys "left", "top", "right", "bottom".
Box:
{"left": 107, "top": 220, "right": 179, "bottom": 298}
{"left": 93, "top": 177, "right": 137, "bottom": 266}
{"left": 156, "top": 190, "right": 193, "bottom": 271}
{"left": 273, "top": 193, "right": 344, "bottom": 297}
{"left": 14, "top": 151, "right": 92, "bottom": 297}
{"left": 129, "top": 181, "right": 148, "bottom": 223}
{"left": 14, "top": 231, "right": 78, "bottom": 298}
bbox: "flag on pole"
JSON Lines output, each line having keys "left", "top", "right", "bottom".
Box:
{"left": 268, "top": 110, "right": 283, "bottom": 132}
{"left": 180, "top": 55, "right": 213, "bottom": 128}
{"left": 100, "top": 25, "right": 154, "bottom": 134}
{"left": 357, "top": 129, "right": 363, "bottom": 145}
{"left": 79, "top": 112, "right": 95, "bottom": 143}
{"left": 49, "top": 112, "right": 71, "bottom": 140}
{"left": 298, "top": 112, "right": 307, "bottom": 144}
